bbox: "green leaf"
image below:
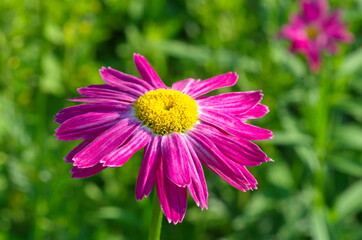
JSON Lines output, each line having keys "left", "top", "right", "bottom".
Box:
{"left": 43, "top": 22, "right": 64, "bottom": 45}
{"left": 267, "top": 161, "right": 294, "bottom": 190}
{"left": 39, "top": 52, "right": 64, "bottom": 95}
{"left": 333, "top": 125, "right": 362, "bottom": 150}
{"left": 329, "top": 156, "right": 362, "bottom": 177}
{"left": 338, "top": 47, "right": 362, "bottom": 76}
{"left": 335, "top": 180, "right": 362, "bottom": 220}
{"left": 335, "top": 98, "right": 362, "bottom": 123}
{"left": 151, "top": 40, "right": 211, "bottom": 62}
{"left": 295, "top": 145, "right": 320, "bottom": 171}
{"left": 272, "top": 130, "right": 312, "bottom": 146}
{"left": 271, "top": 43, "right": 306, "bottom": 78}
{"left": 96, "top": 206, "right": 140, "bottom": 227}
{"left": 310, "top": 208, "right": 330, "bottom": 240}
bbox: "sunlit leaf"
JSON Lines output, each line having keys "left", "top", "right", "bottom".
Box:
{"left": 335, "top": 180, "right": 362, "bottom": 220}
{"left": 338, "top": 47, "right": 362, "bottom": 76}
{"left": 329, "top": 156, "right": 362, "bottom": 177}
{"left": 310, "top": 208, "right": 330, "bottom": 240}
{"left": 39, "top": 52, "right": 64, "bottom": 95}
{"left": 333, "top": 125, "right": 362, "bottom": 150}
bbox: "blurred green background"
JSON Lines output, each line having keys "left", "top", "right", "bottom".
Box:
{"left": 1, "top": 0, "right": 362, "bottom": 239}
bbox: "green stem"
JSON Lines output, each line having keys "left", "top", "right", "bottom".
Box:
{"left": 310, "top": 67, "right": 334, "bottom": 239}
{"left": 148, "top": 193, "right": 163, "bottom": 240}
{"left": 315, "top": 69, "right": 333, "bottom": 160}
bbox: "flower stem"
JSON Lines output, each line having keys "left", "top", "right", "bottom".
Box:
{"left": 148, "top": 193, "right": 163, "bottom": 240}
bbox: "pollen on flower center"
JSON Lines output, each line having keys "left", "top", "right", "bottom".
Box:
{"left": 306, "top": 26, "right": 319, "bottom": 39}
{"left": 133, "top": 89, "right": 198, "bottom": 135}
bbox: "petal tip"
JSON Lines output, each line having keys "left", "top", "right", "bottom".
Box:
{"left": 99, "top": 67, "right": 107, "bottom": 73}
{"left": 228, "top": 72, "right": 239, "bottom": 82}
{"left": 133, "top": 53, "right": 143, "bottom": 61}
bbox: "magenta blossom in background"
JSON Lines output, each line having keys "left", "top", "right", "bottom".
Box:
{"left": 279, "top": 0, "right": 353, "bottom": 72}
{"left": 55, "top": 54, "right": 273, "bottom": 224}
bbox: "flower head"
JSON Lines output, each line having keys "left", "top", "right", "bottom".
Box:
{"left": 55, "top": 54, "right": 273, "bottom": 224}
{"left": 279, "top": 0, "right": 353, "bottom": 72}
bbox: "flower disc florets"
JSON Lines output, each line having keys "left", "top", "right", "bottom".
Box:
{"left": 306, "top": 25, "right": 319, "bottom": 39}
{"left": 133, "top": 89, "right": 198, "bottom": 135}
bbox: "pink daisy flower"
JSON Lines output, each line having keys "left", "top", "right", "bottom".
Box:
{"left": 279, "top": 0, "right": 353, "bottom": 72}
{"left": 55, "top": 54, "right": 273, "bottom": 224}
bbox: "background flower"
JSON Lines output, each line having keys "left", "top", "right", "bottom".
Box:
{"left": 279, "top": 0, "right": 353, "bottom": 71}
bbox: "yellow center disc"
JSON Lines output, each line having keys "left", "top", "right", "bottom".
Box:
{"left": 306, "top": 26, "right": 319, "bottom": 39}
{"left": 133, "top": 89, "right": 198, "bottom": 135}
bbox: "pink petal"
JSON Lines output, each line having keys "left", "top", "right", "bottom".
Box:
{"left": 323, "top": 10, "right": 341, "bottom": 27}
{"left": 279, "top": 16, "right": 308, "bottom": 41}
{"left": 64, "top": 138, "right": 94, "bottom": 163}
{"left": 316, "top": 0, "right": 329, "bottom": 14}
{"left": 77, "top": 85, "right": 137, "bottom": 102}
{"left": 233, "top": 122, "right": 273, "bottom": 141}
{"left": 99, "top": 68, "right": 147, "bottom": 96}
{"left": 330, "top": 29, "right": 354, "bottom": 43}
{"left": 183, "top": 138, "right": 208, "bottom": 209}
{"left": 100, "top": 128, "right": 151, "bottom": 167}
{"left": 290, "top": 40, "right": 310, "bottom": 53}
{"left": 323, "top": 11, "right": 353, "bottom": 43}
{"left": 70, "top": 163, "right": 106, "bottom": 178}
{"left": 67, "top": 97, "right": 125, "bottom": 103}
{"left": 54, "top": 102, "right": 127, "bottom": 124}
{"left": 199, "top": 109, "right": 242, "bottom": 135}
{"left": 55, "top": 112, "right": 121, "bottom": 141}
{"left": 161, "top": 133, "right": 191, "bottom": 187}
{"left": 171, "top": 78, "right": 201, "bottom": 95}
{"left": 301, "top": 0, "right": 323, "bottom": 22}
{"left": 239, "top": 104, "right": 269, "bottom": 120}
{"left": 73, "top": 118, "right": 141, "bottom": 168}
{"left": 156, "top": 161, "right": 187, "bottom": 224}
{"left": 189, "top": 131, "right": 257, "bottom": 191}
{"left": 201, "top": 110, "right": 273, "bottom": 141}
{"left": 239, "top": 166, "right": 258, "bottom": 186}
{"left": 136, "top": 136, "right": 162, "bottom": 200}
{"left": 326, "top": 41, "right": 338, "bottom": 54}
{"left": 195, "top": 124, "right": 270, "bottom": 166}
{"left": 305, "top": 47, "right": 321, "bottom": 72}
{"left": 187, "top": 72, "right": 238, "bottom": 98}
{"left": 106, "top": 67, "right": 154, "bottom": 90}
{"left": 133, "top": 54, "right": 167, "bottom": 89}
{"left": 197, "top": 91, "right": 263, "bottom": 115}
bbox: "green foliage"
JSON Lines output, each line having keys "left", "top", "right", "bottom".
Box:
{"left": 0, "top": 0, "right": 361, "bottom": 239}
